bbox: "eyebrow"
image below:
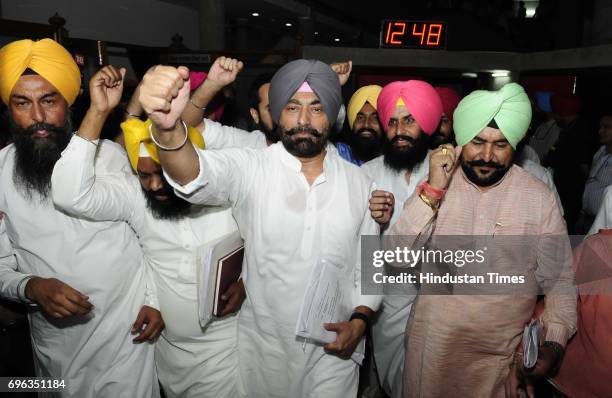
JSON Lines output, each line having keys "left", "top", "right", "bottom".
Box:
{"left": 473, "top": 137, "right": 509, "bottom": 144}
{"left": 287, "top": 98, "right": 321, "bottom": 106}
{"left": 10, "top": 92, "right": 60, "bottom": 101}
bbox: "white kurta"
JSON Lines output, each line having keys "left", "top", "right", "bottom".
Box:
{"left": 519, "top": 160, "right": 564, "bottom": 215}
{"left": 51, "top": 134, "right": 251, "bottom": 398}
{"left": 0, "top": 142, "right": 158, "bottom": 398}
{"left": 588, "top": 185, "right": 612, "bottom": 236}
{"left": 166, "top": 142, "right": 382, "bottom": 398}
{"left": 361, "top": 155, "right": 428, "bottom": 398}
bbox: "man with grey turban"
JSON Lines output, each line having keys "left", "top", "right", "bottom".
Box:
{"left": 137, "top": 60, "right": 382, "bottom": 397}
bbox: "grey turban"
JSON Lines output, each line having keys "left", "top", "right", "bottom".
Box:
{"left": 269, "top": 59, "right": 342, "bottom": 125}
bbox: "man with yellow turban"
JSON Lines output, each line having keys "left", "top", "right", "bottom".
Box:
{"left": 0, "top": 39, "right": 161, "bottom": 397}
{"left": 383, "top": 82, "right": 577, "bottom": 397}
{"left": 52, "top": 58, "right": 254, "bottom": 398}
{"left": 337, "top": 85, "right": 383, "bottom": 165}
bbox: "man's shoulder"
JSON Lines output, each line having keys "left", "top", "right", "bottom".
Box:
{"left": 96, "top": 139, "right": 131, "bottom": 172}
{"left": 510, "top": 164, "right": 554, "bottom": 197}
{"left": 0, "top": 144, "right": 15, "bottom": 174}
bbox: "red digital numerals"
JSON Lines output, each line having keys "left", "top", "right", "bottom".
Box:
{"left": 384, "top": 21, "right": 444, "bottom": 48}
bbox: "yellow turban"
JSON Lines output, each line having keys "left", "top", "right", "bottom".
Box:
{"left": 347, "top": 85, "right": 382, "bottom": 130}
{"left": 121, "top": 118, "right": 205, "bottom": 172}
{"left": 0, "top": 38, "right": 81, "bottom": 105}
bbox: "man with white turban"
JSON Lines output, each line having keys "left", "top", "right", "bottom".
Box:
{"left": 0, "top": 39, "right": 161, "bottom": 397}
{"left": 138, "top": 59, "right": 382, "bottom": 397}
{"left": 381, "top": 82, "right": 577, "bottom": 397}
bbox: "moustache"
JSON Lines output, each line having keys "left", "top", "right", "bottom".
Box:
{"left": 467, "top": 159, "right": 504, "bottom": 169}
{"left": 284, "top": 126, "right": 322, "bottom": 138}
{"left": 23, "top": 122, "right": 65, "bottom": 137}
{"left": 390, "top": 135, "right": 416, "bottom": 146}
{"left": 355, "top": 128, "right": 378, "bottom": 138}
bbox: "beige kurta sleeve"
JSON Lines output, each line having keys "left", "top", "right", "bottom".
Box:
{"left": 536, "top": 189, "right": 578, "bottom": 347}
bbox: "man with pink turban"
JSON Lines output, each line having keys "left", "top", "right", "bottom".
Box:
{"left": 430, "top": 86, "right": 461, "bottom": 148}
{"left": 362, "top": 80, "right": 442, "bottom": 398}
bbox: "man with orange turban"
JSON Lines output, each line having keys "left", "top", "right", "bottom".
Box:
{"left": 0, "top": 39, "right": 161, "bottom": 397}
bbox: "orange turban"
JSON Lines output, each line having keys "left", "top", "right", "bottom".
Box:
{"left": 0, "top": 38, "right": 81, "bottom": 105}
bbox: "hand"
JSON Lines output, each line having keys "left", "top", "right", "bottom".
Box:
{"left": 218, "top": 279, "right": 246, "bottom": 317}
{"left": 131, "top": 305, "right": 165, "bottom": 343}
{"left": 428, "top": 144, "right": 462, "bottom": 191}
{"left": 369, "top": 190, "right": 394, "bottom": 225}
{"left": 206, "top": 56, "right": 244, "bottom": 91}
{"left": 504, "top": 345, "right": 561, "bottom": 398}
{"left": 89, "top": 65, "right": 126, "bottom": 114}
{"left": 505, "top": 359, "right": 534, "bottom": 398}
{"left": 330, "top": 61, "right": 352, "bottom": 86}
{"left": 323, "top": 319, "right": 366, "bottom": 358}
{"left": 25, "top": 277, "right": 93, "bottom": 319}
{"left": 139, "top": 65, "right": 191, "bottom": 130}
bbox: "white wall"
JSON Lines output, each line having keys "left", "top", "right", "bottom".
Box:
{"left": 1, "top": 0, "right": 200, "bottom": 48}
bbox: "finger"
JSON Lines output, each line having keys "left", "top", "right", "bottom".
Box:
{"left": 176, "top": 65, "right": 190, "bottom": 80}
{"left": 98, "top": 69, "right": 114, "bottom": 87}
{"left": 219, "top": 294, "right": 240, "bottom": 316}
{"left": 236, "top": 60, "right": 244, "bottom": 72}
{"left": 133, "top": 322, "right": 154, "bottom": 343}
{"left": 372, "top": 190, "right": 392, "bottom": 197}
{"left": 66, "top": 295, "right": 94, "bottom": 314}
{"left": 370, "top": 197, "right": 393, "bottom": 205}
{"left": 132, "top": 310, "right": 146, "bottom": 334}
{"left": 323, "top": 322, "right": 344, "bottom": 332}
{"left": 56, "top": 296, "right": 87, "bottom": 315}
{"left": 48, "top": 302, "right": 72, "bottom": 318}
{"left": 106, "top": 65, "right": 122, "bottom": 83}
{"left": 347, "top": 60, "right": 353, "bottom": 73}
{"left": 524, "top": 382, "right": 535, "bottom": 398}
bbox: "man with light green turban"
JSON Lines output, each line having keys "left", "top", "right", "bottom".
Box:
{"left": 453, "top": 82, "right": 532, "bottom": 149}
{"left": 378, "top": 82, "right": 577, "bottom": 397}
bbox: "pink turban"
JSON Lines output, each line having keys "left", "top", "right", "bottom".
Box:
{"left": 435, "top": 87, "right": 461, "bottom": 122}
{"left": 188, "top": 71, "right": 225, "bottom": 121}
{"left": 377, "top": 80, "right": 443, "bottom": 135}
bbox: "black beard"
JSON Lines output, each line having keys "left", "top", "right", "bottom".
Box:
{"left": 348, "top": 128, "right": 382, "bottom": 162}
{"left": 461, "top": 158, "right": 511, "bottom": 187}
{"left": 280, "top": 125, "right": 328, "bottom": 158}
{"left": 429, "top": 130, "right": 454, "bottom": 149}
{"left": 259, "top": 122, "right": 279, "bottom": 143}
{"left": 142, "top": 183, "right": 192, "bottom": 220}
{"left": 382, "top": 133, "right": 429, "bottom": 172}
{"left": 11, "top": 114, "right": 72, "bottom": 200}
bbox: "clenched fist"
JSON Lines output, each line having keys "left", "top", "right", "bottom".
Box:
{"left": 428, "top": 144, "right": 462, "bottom": 192}
{"left": 139, "top": 65, "right": 191, "bottom": 130}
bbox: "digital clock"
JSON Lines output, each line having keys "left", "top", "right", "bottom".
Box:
{"left": 380, "top": 20, "right": 447, "bottom": 49}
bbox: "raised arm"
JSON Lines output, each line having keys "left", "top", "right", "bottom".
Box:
{"left": 52, "top": 65, "right": 138, "bottom": 222}
{"left": 182, "top": 56, "right": 244, "bottom": 129}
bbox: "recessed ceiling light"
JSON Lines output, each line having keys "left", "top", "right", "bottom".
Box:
{"left": 334, "top": 38, "right": 340, "bottom": 42}
{"left": 461, "top": 72, "right": 478, "bottom": 78}
{"left": 285, "top": 22, "right": 292, "bottom": 27}
{"left": 491, "top": 70, "right": 510, "bottom": 77}
{"left": 252, "top": 12, "right": 259, "bottom": 17}
{"left": 314, "top": 31, "right": 319, "bottom": 35}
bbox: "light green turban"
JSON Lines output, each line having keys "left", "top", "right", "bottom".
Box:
{"left": 453, "top": 82, "right": 532, "bottom": 149}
